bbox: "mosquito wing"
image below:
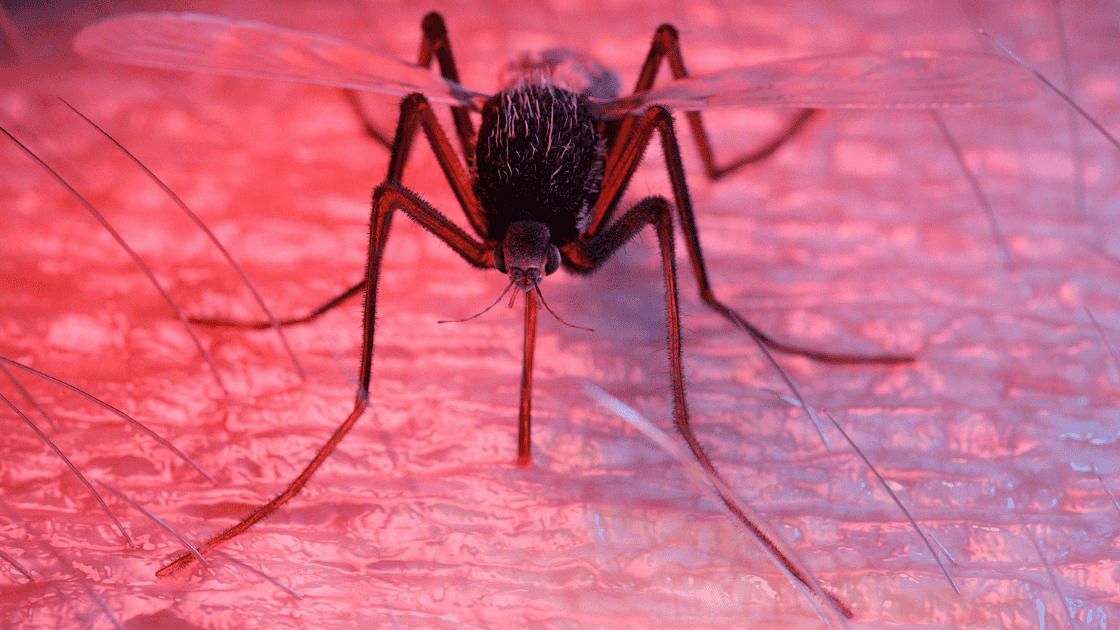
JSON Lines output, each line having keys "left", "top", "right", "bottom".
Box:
{"left": 595, "top": 51, "right": 1037, "bottom": 119}
{"left": 72, "top": 12, "right": 489, "bottom": 109}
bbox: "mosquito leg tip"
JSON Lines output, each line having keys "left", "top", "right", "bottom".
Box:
{"left": 155, "top": 552, "right": 199, "bottom": 577}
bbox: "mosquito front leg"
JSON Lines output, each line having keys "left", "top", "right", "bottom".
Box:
{"left": 565, "top": 107, "right": 858, "bottom": 617}
{"left": 563, "top": 197, "right": 703, "bottom": 466}
{"left": 160, "top": 181, "right": 490, "bottom": 575}
{"left": 564, "top": 195, "right": 852, "bottom": 620}
{"left": 606, "top": 24, "right": 818, "bottom": 181}
{"left": 192, "top": 90, "right": 488, "bottom": 331}
{"left": 160, "top": 89, "right": 493, "bottom": 573}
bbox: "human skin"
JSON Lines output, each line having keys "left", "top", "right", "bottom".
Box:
{"left": 1, "top": 0, "right": 1117, "bottom": 628}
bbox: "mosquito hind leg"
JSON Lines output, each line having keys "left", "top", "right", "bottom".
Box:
{"left": 189, "top": 281, "right": 366, "bottom": 330}
{"left": 606, "top": 23, "right": 818, "bottom": 181}
{"left": 585, "top": 106, "right": 913, "bottom": 363}
{"left": 566, "top": 105, "right": 863, "bottom": 617}
{"left": 345, "top": 11, "right": 476, "bottom": 163}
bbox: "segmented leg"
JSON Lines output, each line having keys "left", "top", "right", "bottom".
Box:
{"left": 346, "top": 12, "right": 477, "bottom": 168}
{"left": 189, "top": 280, "right": 365, "bottom": 329}
{"left": 191, "top": 12, "right": 484, "bottom": 330}
{"left": 196, "top": 18, "right": 819, "bottom": 331}
{"left": 563, "top": 105, "right": 854, "bottom": 619}
{"left": 160, "top": 93, "right": 493, "bottom": 575}
{"left": 583, "top": 105, "right": 914, "bottom": 364}
{"left": 606, "top": 24, "right": 819, "bottom": 181}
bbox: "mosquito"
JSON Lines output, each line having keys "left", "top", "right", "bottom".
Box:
{"left": 73, "top": 10, "right": 1036, "bottom": 609}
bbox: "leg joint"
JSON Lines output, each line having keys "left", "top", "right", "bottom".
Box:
{"left": 400, "top": 92, "right": 431, "bottom": 111}
{"left": 421, "top": 12, "right": 448, "bottom": 40}
{"left": 653, "top": 24, "right": 679, "bottom": 49}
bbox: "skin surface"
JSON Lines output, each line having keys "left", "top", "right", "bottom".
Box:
{"left": 1, "top": 0, "right": 1118, "bottom": 628}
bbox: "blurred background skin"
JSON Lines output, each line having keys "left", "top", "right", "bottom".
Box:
{"left": 1, "top": 0, "right": 1118, "bottom": 628}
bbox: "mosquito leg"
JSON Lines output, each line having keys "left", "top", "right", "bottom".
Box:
{"left": 157, "top": 395, "right": 372, "bottom": 576}
{"left": 356, "top": 183, "right": 493, "bottom": 392}
{"left": 565, "top": 196, "right": 706, "bottom": 463}
{"left": 159, "top": 184, "right": 491, "bottom": 575}
{"left": 659, "top": 115, "right": 915, "bottom": 364}
{"left": 593, "top": 105, "right": 914, "bottom": 364}
{"left": 344, "top": 12, "right": 478, "bottom": 177}
{"left": 342, "top": 89, "right": 393, "bottom": 149}
{"left": 414, "top": 12, "right": 477, "bottom": 168}
{"left": 195, "top": 89, "right": 489, "bottom": 330}
{"left": 160, "top": 94, "right": 493, "bottom": 574}
{"left": 189, "top": 280, "right": 367, "bottom": 330}
{"left": 569, "top": 107, "right": 905, "bottom": 605}
{"left": 563, "top": 194, "right": 853, "bottom": 619}
{"left": 605, "top": 24, "right": 818, "bottom": 181}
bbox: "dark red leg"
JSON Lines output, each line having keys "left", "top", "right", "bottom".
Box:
{"left": 160, "top": 93, "right": 492, "bottom": 575}
{"left": 189, "top": 280, "right": 365, "bottom": 329}
{"left": 606, "top": 24, "right": 819, "bottom": 181}
{"left": 193, "top": 12, "right": 485, "bottom": 331}
{"left": 347, "top": 12, "right": 476, "bottom": 167}
{"left": 563, "top": 106, "right": 854, "bottom": 619}
{"left": 583, "top": 100, "right": 913, "bottom": 364}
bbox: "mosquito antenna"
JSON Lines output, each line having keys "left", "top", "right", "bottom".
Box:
{"left": 437, "top": 281, "right": 516, "bottom": 324}
{"left": 533, "top": 286, "right": 593, "bottom": 332}
{"left": 58, "top": 98, "right": 307, "bottom": 381}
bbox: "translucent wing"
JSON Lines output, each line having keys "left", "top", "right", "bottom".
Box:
{"left": 595, "top": 51, "right": 1037, "bottom": 119}
{"left": 72, "top": 12, "right": 489, "bottom": 108}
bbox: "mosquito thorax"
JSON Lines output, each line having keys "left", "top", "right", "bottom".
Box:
{"left": 493, "top": 221, "right": 560, "bottom": 291}
{"left": 500, "top": 49, "right": 621, "bottom": 101}
{"left": 474, "top": 81, "right": 605, "bottom": 248}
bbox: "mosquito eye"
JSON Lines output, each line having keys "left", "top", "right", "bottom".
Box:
{"left": 545, "top": 244, "right": 560, "bottom": 275}
{"left": 493, "top": 244, "right": 507, "bottom": 273}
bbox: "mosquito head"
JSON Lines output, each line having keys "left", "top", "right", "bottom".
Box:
{"left": 442, "top": 221, "right": 587, "bottom": 331}
{"left": 494, "top": 221, "right": 560, "bottom": 292}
